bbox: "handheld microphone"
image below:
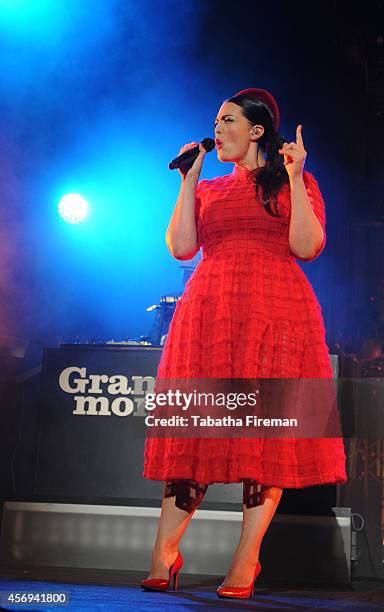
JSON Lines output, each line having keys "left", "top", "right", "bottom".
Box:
{"left": 168, "top": 138, "right": 215, "bottom": 172}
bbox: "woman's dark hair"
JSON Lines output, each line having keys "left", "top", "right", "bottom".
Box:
{"left": 227, "top": 93, "right": 289, "bottom": 217}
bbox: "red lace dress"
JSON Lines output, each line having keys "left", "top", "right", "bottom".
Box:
{"left": 143, "top": 165, "right": 347, "bottom": 489}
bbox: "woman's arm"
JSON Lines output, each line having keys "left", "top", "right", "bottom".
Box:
{"left": 278, "top": 125, "right": 325, "bottom": 261}
{"left": 288, "top": 174, "right": 324, "bottom": 260}
{"left": 166, "top": 142, "right": 206, "bottom": 260}
{"left": 166, "top": 173, "right": 200, "bottom": 260}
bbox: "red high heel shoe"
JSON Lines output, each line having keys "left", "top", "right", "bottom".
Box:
{"left": 216, "top": 561, "right": 261, "bottom": 599}
{"left": 141, "top": 551, "right": 183, "bottom": 592}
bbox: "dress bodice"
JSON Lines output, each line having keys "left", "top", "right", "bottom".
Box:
{"left": 195, "top": 167, "right": 326, "bottom": 262}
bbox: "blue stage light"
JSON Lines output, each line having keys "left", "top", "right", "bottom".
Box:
{"left": 58, "top": 193, "right": 90, "bottom": 224}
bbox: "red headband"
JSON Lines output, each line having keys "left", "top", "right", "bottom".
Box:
{"left": 233, "top": 88, "right": 280, "bottom": 131}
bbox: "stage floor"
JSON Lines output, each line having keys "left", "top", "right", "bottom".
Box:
{"left": 0, "top": 565, "right": 383, "bottom": 611}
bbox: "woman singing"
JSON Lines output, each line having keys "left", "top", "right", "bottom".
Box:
{"left": 141, "top": 88, "right": 347, "bottom": 599}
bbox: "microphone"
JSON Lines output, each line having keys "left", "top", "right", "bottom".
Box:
{"left": 168, "top": 138, "right": 215, "bottom": 172}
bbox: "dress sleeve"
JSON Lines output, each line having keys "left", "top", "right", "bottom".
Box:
{"left": 293, "top": 170, "right": 327, "bottom": 262}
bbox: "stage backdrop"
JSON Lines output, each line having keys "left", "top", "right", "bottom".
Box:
{"left": 35, "top": 346, "right": 162, "bottom": 503}
{"left": 32, "top": 345, "right": 340, "bottom": 512}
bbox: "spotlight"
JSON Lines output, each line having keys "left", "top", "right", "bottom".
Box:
{"left": 58, "top": 193, "right": 89, "bottom": 224}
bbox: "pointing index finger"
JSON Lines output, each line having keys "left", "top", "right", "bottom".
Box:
{"left": 296, "top": 124, "right": 304, "bottom": 146}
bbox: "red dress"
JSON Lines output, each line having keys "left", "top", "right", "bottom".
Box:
{"left": 143, "top": 165, "right": 347, "bottom": 488}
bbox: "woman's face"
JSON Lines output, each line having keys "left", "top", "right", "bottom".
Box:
{"left": 214, "top": 101, "right": 261, "bottom": 162}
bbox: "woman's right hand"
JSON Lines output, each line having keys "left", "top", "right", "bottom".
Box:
{"left": 177, "top": 141, "right": 206, "bottom": 180}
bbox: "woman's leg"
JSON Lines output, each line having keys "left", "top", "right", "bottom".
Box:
{"left": 146, "top": 480, "right": 208, "bottom": 580}
{"left": 222, "top": 480, "right": 283, "bottom": 587}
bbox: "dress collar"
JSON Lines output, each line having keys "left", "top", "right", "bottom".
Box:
{"left": 232, "top": 164, "right": 264, "bottom": 182}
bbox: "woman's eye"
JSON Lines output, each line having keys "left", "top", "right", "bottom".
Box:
{"left": 215, "top": 118, "right": 233, "bottom": 127}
